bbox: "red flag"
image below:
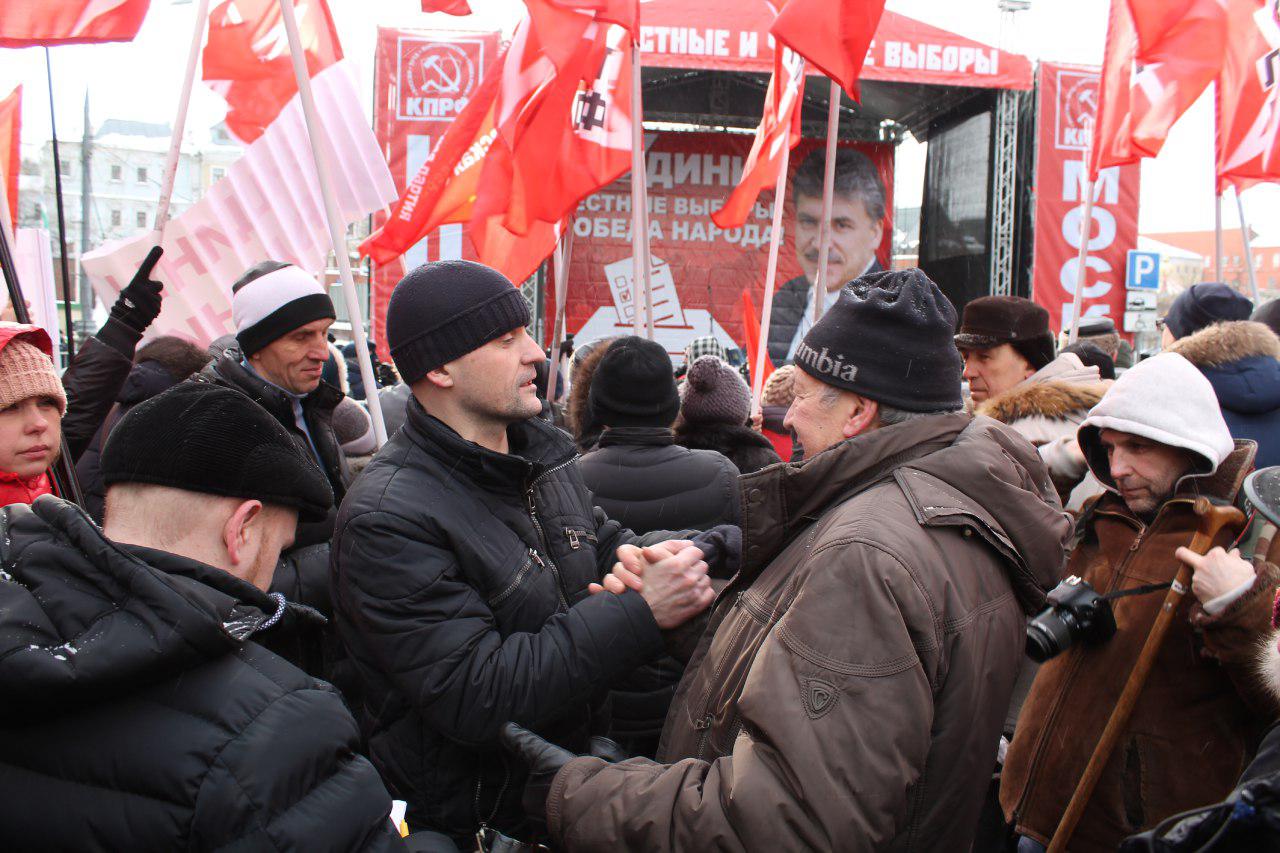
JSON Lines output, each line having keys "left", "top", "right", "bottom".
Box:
{"left": 0, "top": 87, "right": 19, "bottom": 229}
{"left": 710, "top": 48, "right": 805, "bottom": 230}
{"left": 0, "top": 0, "right": 149, "bottom": 47}
{"left": 363, "top": 2, "right": 633, "bottom": 282}
{"left": 769, "top": 0, "right": 885, "bottom": 101}
{"left": 1217, "top": 0, "right": 1280, "bottom": 191}
{"left": 1089, "top": 0, "right": 1227, "bottom": 177}
{"left": 202, "top": 0, "right": 343, "bottom": 144}
{"left": 739, "top": 288, "right": 774, "bottom": 387}
{"left": 422, "top": 0, "right": 473, "bottom": 13}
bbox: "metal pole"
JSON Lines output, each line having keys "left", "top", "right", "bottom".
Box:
{"left": 44, "top": 49, "right": 76, "bottom": 363}
{"left": 153, "top": 0, "right": 211, "bottom": 238}
{"left": 0, "top": 223, "right": 83, "bottom": 505}
{"left": 629, "top": 47, "right": 653, "bottom": 338}
{"left": 813, "top": 78, "right": 840, "bottom": 323}
{"left": 275, "top": 0, "right": 387, "bottom": 446}
{"left": 751, "top": 142, "right": 794, "bottom": 416}
{"left": 1236, "top": 189, "right": 1260, "bottom": 304}
{"left": 546, "top": 223, "right": 574, "bottom": 405}
{"left": 78, "top": 91, "right": 92, "bottom": 342}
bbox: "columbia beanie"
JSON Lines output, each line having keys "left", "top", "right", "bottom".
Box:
{"left": 101, "top": 382, "right": 334, "bottom": 521}
{"left": 590, "top": 336, "right": 680, "bottom": 427}
{"left": 794, "top": 268, "right": 963, "bottom": 412}
{"left": 680, "top": 355, "right": 752, "bottom": 426}
{"left": 1165, "top": 282, "right": 1253, "bottom": 339}
{"left": 231, "top": 262, "right": 336, "bottom": 357}
{"left": 387, "top": 260, "right": 531, "bottom": 384}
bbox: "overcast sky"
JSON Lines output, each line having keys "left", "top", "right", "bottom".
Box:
{"left": 1, "top": 0, "right": 1273, "bottom": 239}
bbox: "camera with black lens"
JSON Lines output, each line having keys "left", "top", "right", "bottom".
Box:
{"left": 1025, "top": 576, "right": 1117, "bottom": 663}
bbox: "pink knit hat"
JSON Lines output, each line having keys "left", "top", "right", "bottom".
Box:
{"left": 0, "top": 323, "right": 66, "bottom": 415}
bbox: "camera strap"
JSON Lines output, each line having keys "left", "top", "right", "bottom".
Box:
{"left": 1100, "top": 581, "right": 1172, "bottom": 602}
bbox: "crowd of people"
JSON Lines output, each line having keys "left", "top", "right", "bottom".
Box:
{"left": 3, "top": 199, "right": 1280, "bottom": 852}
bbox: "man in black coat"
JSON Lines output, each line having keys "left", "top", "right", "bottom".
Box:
{"left": 332, "top": 261, "right": 728, "bottom": 847}
{"left": 199, "top": 260, "right": 350, "bottom": 549}
{"left": 766, "top": 148, "right": 886, "bottom": 365}
{"left": 0, "top": 382, "right": 401, "bottom": 851}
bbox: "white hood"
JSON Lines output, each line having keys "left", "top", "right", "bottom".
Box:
{"left": 1077, "top": 352, "right": 1235, "bottom": 490}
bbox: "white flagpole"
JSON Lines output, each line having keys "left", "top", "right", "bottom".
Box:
{"left": 751, "top": 143, "right": 794, "bottom": 416}
{"left": 547, "top": 222, "right": 574, "bottom": 405}
{"left": 813, "top": 78, "right": 840, "bottom": 323}
{"left": 1068, "top": 150, "right": 1094, "bottom": 344}
{"left": 629, "top": 47, "right": 653, "bottom": 338}
{"left": 275, "top": 0, "right": 387, "bottom": 446}
{"left": 1236, "top": 189, "right": 1260, "bottom": 304}
{"left": 1214, "top": 190, "right": 1225, "bottom": 281}
{"left": 153, "top": 0, "right": 210, "bottom": 240}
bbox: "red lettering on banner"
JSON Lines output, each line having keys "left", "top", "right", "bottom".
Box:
{"left": 1031, "top": 63, "right": 1141, "bottom": 336}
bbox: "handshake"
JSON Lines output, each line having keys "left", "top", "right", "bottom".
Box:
{"left": 590, "top": 540, "right": 716, "bottom": 629}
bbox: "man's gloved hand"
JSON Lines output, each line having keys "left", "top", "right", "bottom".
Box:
{"left": 499, "top": 722, "right": 578, "bottom": 838}
{"left": 587, "top": 735, "right": 629, "bottom": 763}
{"left": 98, "top": 246, "right": 164, "bottom": 356}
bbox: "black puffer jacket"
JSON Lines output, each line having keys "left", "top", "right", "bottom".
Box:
{"left": 765, "top": 261, "right": 884, "bottom": 365}
{"left": 0, "top": 496, "right": 401, "bottom": 851}
{"left": 580, "top": 426, "right": 740, "bottom": 533}
{"left": 675, "top": 421, "right": 782, "bottom": 475}
{"left": 198, "top": 352, "right": 350, "bottom": 548}
{"left": 60, "top": 333, "right": 137, "bottom": 461}
{"left": 331, "top": 400, "right": 673, "bottom": 843}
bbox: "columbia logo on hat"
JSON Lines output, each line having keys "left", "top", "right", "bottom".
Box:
{"left": 794, "top": 342, "right": 859, "bottom": 383}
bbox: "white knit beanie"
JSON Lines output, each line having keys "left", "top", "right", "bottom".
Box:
{"left": 231, "top": 261, "right": 335, "bottom": 356}
{"left": 1078, "top": 352, "right": 1235, "bottom": 489}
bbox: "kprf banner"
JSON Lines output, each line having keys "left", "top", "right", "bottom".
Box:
{"left": 371, "top": 27, "right": 500, "bottom": 358}
{"left": 1032, "top": 62, "right": 1141, "bottom": 336}
{"left": 562, "top": 132, "right": 893, "bottom": 363}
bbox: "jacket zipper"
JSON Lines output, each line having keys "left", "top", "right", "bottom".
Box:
{"left": 489, "top": 551, "right": 536, "bottom": 607}
{"left": 525, "top": 459, "right": 576, "bottom": 610}
{"left": 1014, "top": 500, "right": 1196, "bottom": 817}
{"left": 565, "top": 527, "right": 599, "bottom": 550}
{"left": 693, "top": 592, "right": 748, "bottom": 761}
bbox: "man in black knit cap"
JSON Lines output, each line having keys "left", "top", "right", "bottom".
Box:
{"left": 331, "top": 260, "right": 735, "bottom": 846}
{"left": 954, "top": 295, "right": 1057, "bottom": 404}
{"left": 501, "top": 268, "right": 1072, "bottom": 851}
{"left": 0, "top": 383, "right": 401, "bottom": 850}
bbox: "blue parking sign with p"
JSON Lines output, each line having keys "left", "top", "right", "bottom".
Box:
{"left": 1126, "top": 251, "right": 1160, "bottom": 291}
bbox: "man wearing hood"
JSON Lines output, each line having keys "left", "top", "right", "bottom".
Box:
{"left": 1001, "top": 353, "right": 1280, "bottom": 852}
{"left": 0, "top": 382, "right": 400, "bottom": 849}
{"left": 500, "top": 268, "right": 1073, "bottom": 851}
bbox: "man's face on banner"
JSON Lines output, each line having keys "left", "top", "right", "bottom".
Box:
{"left": 794, "top": 192, "right": 883, "bottom": 293}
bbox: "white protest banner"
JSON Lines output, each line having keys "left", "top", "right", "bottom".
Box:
{"left": 9, "top": 229, "right": 62, "bottom": 364}
{"left": 82, "top": 60, "right": 396, "bottom": 344}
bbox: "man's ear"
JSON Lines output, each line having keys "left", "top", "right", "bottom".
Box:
{"left": 424, "top": 365, "right": 455, "bottom": 389}
{"left": 223, "top": 500, "right": 264, "bottom": 567}
{"left": 842, "top": 395, "right": 879, "bottom": 439}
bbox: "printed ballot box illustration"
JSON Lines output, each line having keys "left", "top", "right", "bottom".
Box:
{"left": 574, "top": 253, "right": 738, "bottom": 365}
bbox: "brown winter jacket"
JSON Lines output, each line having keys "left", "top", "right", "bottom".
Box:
{"left": 1000, "top": 441, "right": 1280, "bottom": 851}
{"left": 545, "top": 413, "right": 1073, "bottom": 852}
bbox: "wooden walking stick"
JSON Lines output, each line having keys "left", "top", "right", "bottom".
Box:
{"left": 1047, "top": 497, "right": 1246, "bottom": 852}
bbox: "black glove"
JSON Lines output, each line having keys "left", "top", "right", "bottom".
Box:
{"left": 98, "top": 246, "right": 164, "bottom": 356}
{"left": 587, "top": 735, "right": 629, "bottom": 763}
{"left": 499, "top": 722, "right": 577, "bottom": 838}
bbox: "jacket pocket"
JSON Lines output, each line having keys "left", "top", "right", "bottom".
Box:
{"left": 488, "top": 550, "right": 536, "bottom": 608}
{"left": 563, "top": 527, "right": 599, "bottom": 551}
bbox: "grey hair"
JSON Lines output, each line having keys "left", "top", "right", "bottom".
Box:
{"left": 877, "top": 403, "right": 963, "bottom": 426}
{"left": 792, "top": 148, "right": 886, "bottom": 222}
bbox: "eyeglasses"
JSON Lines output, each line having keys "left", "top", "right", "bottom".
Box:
{"left": 1155, "top": 317, "right": 1167, "bottom": 330}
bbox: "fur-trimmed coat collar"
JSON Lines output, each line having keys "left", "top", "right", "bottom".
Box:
{"left": 1167, "top": 320, "right": 1280, "bottom": 367}
{"left": 977, "top": 380, "right": 1108, "bottom": 426}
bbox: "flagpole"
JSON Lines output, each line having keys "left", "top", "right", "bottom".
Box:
{"left": 629, "top": 47, "right": 653, "bottom": 339}
{"left": 153, "top": 0, "right": 211, "bottom": 238}
{"left": 813, "top": 78, "right": 840, "bottom": 324}
{"left": 1068, "top": 152, "right": 1094, "bottom": 345}
{"left": 1236, "top": 189, "right": 1260, "bottom": 304}
{"left": 44, "top": 50, "right": 76, "bottom": 363}
{"left": 1214, "top": 190, "right": 1224, "bottom": 281}
{"left": 546, "top": 220, "right": 574, "bottom": 406}
{"left": 751, "top": 143, "right": 793, "bottom": 416}
{"left": 275, "top": 0, "right": 387, "bottom": 447}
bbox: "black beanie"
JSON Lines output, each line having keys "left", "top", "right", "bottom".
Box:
{"left": 589, "top": 336, "right": 680, "bottom": 427}
{"left": 1165, "top": 282, "right": 1253, "bottom": 339}
{"left": 101, "top": 382, "right": 334, "bottom": 522}
{"left": 1253, "top": 298, "right": 1280, "bottom": 339}
{"left": 793, "top": 268, "right": 963, "bottom": 411}
{"left": 387, "top": 260, "right": 531, "bottom": 383}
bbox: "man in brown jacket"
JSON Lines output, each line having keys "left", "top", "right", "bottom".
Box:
{"left": 1000, "top": 351, "right": 1280, "bottom": 852}
{"left": 501, "top": 269, "right": 1073, "bottom": 851}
